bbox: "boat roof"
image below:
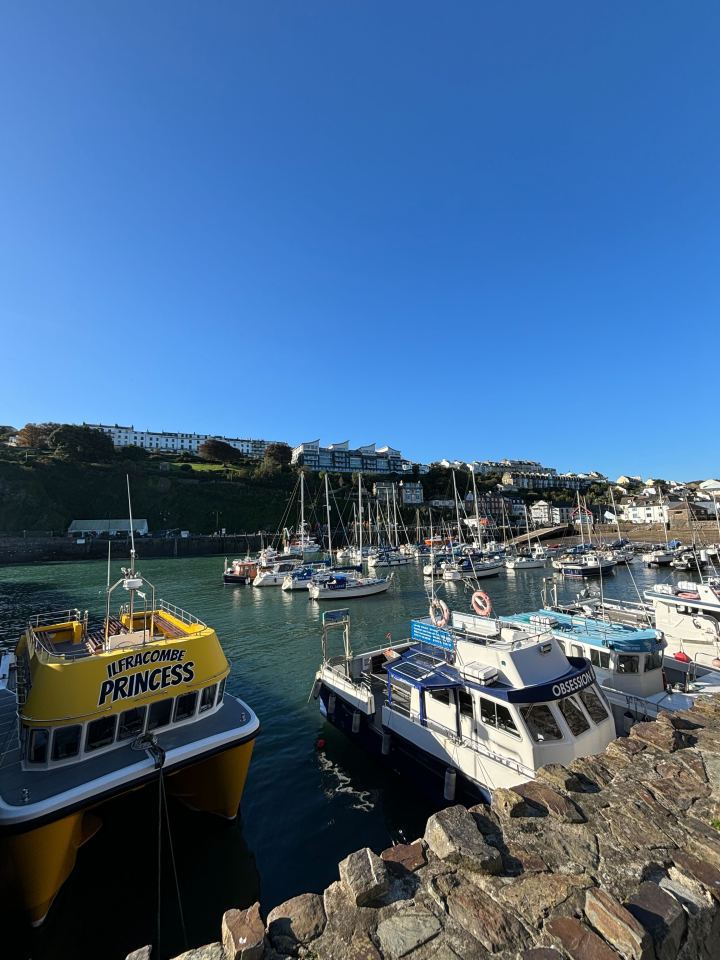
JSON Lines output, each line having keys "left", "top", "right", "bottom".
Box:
{"left": 502, "top": 609, "right": 662, "bottom": 653}
{"left": 387, "top": 644, "right": 596, "bottom": 703}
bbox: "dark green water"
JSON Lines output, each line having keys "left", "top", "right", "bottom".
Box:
{"left": 0, "top": 555, "right": 681, "bottom": 959}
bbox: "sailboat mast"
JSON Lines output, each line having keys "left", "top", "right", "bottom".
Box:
{"left": 452, "top": 470, "right": 463, "bottom": 546}
{"left": 300, "top": 470, "right": 305, "bottom": 549}
{"left": 324, "top": 473, "right": 332, "bottom": 558}
{"left": 358, "top": 473, "right": 363, "bottom": 560}
{"left": 471, "top": 467, "right": 482, "bottom": 550}
{"left": 392, "top": 484, "right": 399, "bottom": 548}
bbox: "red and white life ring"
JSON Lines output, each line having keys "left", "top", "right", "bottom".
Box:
{"left": 430, "top": 598, "right": 450, "bottom": 628}
{"left": 471, "top": 590, "right": 493, "bottom": 618}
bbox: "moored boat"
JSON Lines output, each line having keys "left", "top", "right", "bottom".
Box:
{"left": 312, "top": 602, "right": 615, "bottom": 801}
{"left": 307, "top": 572, "right": 392, "bottom": 600}
{"left": 0, "top": 557, "right": 259, "bottom": 927}
{"left": 223, "top": 557, "right": 258, "bottom": 584}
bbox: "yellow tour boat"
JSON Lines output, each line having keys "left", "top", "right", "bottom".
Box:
{"left": 0, "top": 556, "right": 259, "bottom": 927}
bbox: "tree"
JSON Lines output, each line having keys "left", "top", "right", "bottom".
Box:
{"left": 120, "top": 444, "right": 149, "bottom": 461}
{"left": 15, "top": 422, "right": 59, "bottom": 448}
{"left": 198, "top": 439, "right": 245, "bottom": 463}
{"left": 0, "top": 425, "right": 17, "bottom": 441}
{"left": 263, "top": 442, "right": 292, "bottom": 467}
{"left": 48, "top": 424, "right": 115, "bottom": 461}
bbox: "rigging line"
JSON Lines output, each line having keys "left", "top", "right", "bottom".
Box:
{"left": 161, "top": 770, "right": 188, "bottom": 950}
{"left": 157, "top": 770, "right": 162, "bottom": 958}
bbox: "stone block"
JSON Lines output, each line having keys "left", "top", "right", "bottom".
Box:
{"left": 381, "top": 841, "right": 427, "bottom": 872}
{"left": 628, "top": 720, "right": 682, "bottom": 753}
{"left": 446, "top": 882, "right": 531, "bottom": 953}
{"left": 513, "top": 780, "right": 586, "bottom": 823}
{"left": 537, "top": 763, "right": 583, "bottom": 792}
{"left": 499, "top": 872, "right": 591, "bottom": 928}
{"left": 171, "top": 947, "right": 224, "bottom": 960}
{"left": 424, "top": 805, "right": 502, "bottom": 874}
{"left": 338, "top": 847, "right": 389, "bottom": 906}
{"left": 584, "top": 888, "right": 653, "bottom": 960}
{"left": 625, "top": 881, "right": 686, "bottom": 960}
{"left": 523, "top": 951, "right": 563, "bottom": 960}
{"left": 545, "top": 916, "right": 621, "bottom": 959}
{"left": 376, "top": 910, "right": 441, "bottom": 958}
{"left": 266, "top": 892, "right": 325, "bottom": 954}
{"left": 670, "top": 850, "right": 720, "bottom": 904}
{"left": 222, "top": 903, "right": 265, "bottom": 960}
{"left": 491, "top": 786, "right": 533, "bottom": 819}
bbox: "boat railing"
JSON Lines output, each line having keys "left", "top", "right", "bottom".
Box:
{"left": 388, "top": 704, "right": 536, "bottom": 779}
{"left": 27, "top": 608, "right": 84, "bottom": 628}
{"left": 25, "top": 614, "right": 91, "bottom": 662}
{"left": 156, "top": 599, "right": 207, "bottom": 628}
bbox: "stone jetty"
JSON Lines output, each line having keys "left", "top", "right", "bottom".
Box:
{"left": 130, "top": 697, "right": 720, "bottom": 960}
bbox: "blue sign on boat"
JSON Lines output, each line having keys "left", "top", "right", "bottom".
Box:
{"left": 323, "top": 608, "right": 350, "bottom": 625}
{"left": 410, "top": 619, "right": 454, "bottom": 651}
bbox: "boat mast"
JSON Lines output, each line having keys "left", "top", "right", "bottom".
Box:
{"left": 358, "top": 473, "right": 363, "bottom": 562}
{"left": 577, "top": 491, "right": 585, "bottom": 548}
{"left": 300, "top": 470, "right": 305, "bottom": 550}
{"left": 324, "top": 473, "right": 332, "bottom": 559}
{"left": 392, "top": 483, "right": 399, "bottom": 548}
{"left": 452, "top": 470, "right": 463, "bottom": 548}
{"left": 471, "top": 466, "right": 482, "bottom": 550}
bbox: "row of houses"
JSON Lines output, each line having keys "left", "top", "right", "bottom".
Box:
{"left": 83, "top": 424, "right": 279, "bottom": 458}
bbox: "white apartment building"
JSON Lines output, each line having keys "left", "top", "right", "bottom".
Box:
{"left": 471, "top": 459, "right": 558, "bottom": 477}
{"left": 529, "top": 500, "right": 575, "bottom": 526}
{"left": 85, "top": 423, "right": 278, "bottom": 458}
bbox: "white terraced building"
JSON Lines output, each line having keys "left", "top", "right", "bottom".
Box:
{"left": 84, "top": 423, "right": 281, "bottom": 458}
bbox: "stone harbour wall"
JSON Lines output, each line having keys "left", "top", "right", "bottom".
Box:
{"left": 130, "top": 697, "right": 720, "bottom": 960}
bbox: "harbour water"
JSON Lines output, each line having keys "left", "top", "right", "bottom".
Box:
{"left": 0, "top": 555, "right": 690, "bottom": 959}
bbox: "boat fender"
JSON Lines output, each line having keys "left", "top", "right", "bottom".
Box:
{"left": 311, "top": 678, "right": 322, "bottom": 700}
{"left": 352, "top": 711, "right": 361, "bottom": 734}
{"left": 316, "top": 738, "right": 326, "bottom": 750}
{"left": 674, "top": 651, "right": 692, "bottom": 663}
{"left": 382, "top": 731, "right": 392, "bottom": 756}
{"left": 444, "top": 767, "right": 457, "bottom": 802}
{"left": 471, "top": 590, "right": 493, "bottom": 618}
{"left": 429, "top": 598, "right": 450, "bottom": 628}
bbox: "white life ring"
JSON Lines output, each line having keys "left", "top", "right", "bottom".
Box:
{"left": 429, "top": 598, "right": 450, "bottom": 628}
{"left": 471, "top": 590, "right": 493, "bottom": 618}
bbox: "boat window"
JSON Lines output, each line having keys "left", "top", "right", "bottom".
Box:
{"left": 617, "top": 655, "right": 639, "bottom": 674}
{"left": 480, "top": 698, "right": 520, "bottom": 737}
{"left": 644, "top": 652, "right": 663, "bottom": 672}
{"left": 174, "top": 690, "right": 198, "bottom": 722}
{"left": 558, "top": 696, "right": 590, "bottom": 736}
{"left": 520, "top": 704, "right": 563, "bottom": 742}
{"left": 429, "top": 688, "right": 452, "bottom": 706}
{"left": 457, "top": 690, "right": 474, "bottom": 718}
{"left": 200, "top": 684, "right": 217, "bottom": 713}
{"left": 86, "top": 715, "right": 117, "bottom": 752}
{"left": 555, "top": 638, "right": 565, "bottom": 653}
{"left": 118, "top": 707, "right": 147, "bottom": 741}
{"left": 571, "top": 644, "right": 583, "bottom": 658}
{"left": 52, "top": 725, "right": 81, "bottom": 761}
{"left": 217, "top": 677, "right": 226, "bottom": 705}
{"left": 147, "top": 698, "right": 173, "bottom": 731}
{"left": 599, "top": 651, "right": 610, "bottom": 669}
{"left": 579, "top": 687, "right": 608, "bottom": 724}
{"left": 28, "top": 728, "right": 49, "bottom": 763}
{"left": 590, "top": 649, "right": 600, "bottom": 667}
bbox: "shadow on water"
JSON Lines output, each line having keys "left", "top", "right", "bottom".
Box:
{"left": 7, "top": 788, "right": 260, "bottom": 960}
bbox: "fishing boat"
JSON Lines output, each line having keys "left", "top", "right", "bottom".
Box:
{"left": 223, "top": 558, "right": 258, "bottom": 585}
{"left": 312, "top": 602, "right": 615, "bottom": 801}
{"left": 307, "top": 572, "right": 392, "bottom": 600}
{"left": 0, "top": 536, "right": 259, "bottom": 927}
{"left": 643, "top": 579, "right": 720, "bottom": 662}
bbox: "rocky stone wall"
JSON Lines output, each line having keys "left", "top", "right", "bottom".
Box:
{"left": 130, "top": 697, "right": 720, "bottom": 960}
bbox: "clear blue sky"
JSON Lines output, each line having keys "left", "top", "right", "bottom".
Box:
{"left": 1, "top": 2, "right": 717, "bottom": 479}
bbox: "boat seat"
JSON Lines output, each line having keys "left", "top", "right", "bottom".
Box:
{"left": 153, "top": 614, "right": 186, "bottom": 639}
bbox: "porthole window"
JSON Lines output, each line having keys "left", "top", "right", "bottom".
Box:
{"left": 118, "top": 706, "right": 147, "bottom": 741}
{"left": 86, "top": 715, "right": 117, "bottom": 752}
{"left": 199, "top": 685, "right": 217, "bottom": 714}
{"left": 52, "top": 725, "right": 81, "bottom": 761}
{"left": 174, "top": 691, "right": 198, "bottom": 722}
{"left": 27, "top": 728, "right": 49, "bottom": 764}
{"left": 147, "top": 699, "right": 173, "bottom": 731}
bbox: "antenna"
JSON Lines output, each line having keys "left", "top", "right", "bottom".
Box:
{"left": 127, "top": 474, "right": 136, "bottom": 574}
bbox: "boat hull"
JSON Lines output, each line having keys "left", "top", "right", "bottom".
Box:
{"left": 308, "top": 580, "right": 390, "bottom": 600}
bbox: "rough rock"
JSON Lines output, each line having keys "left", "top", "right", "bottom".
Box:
{"left": 375, "top": 909, "right": 442, "bottom": 958}
{"left": 265, "top": 892, "right": 325, "bottom": 954}
{"left": 491, "top": 786, "right": 533, "bottom": 819}
{"left": 625, "top": 881, "right": 686, "bottom": 960}
{"left": 545, "top": 916, "right": 621, "bottom": 959}
{"left": 499, "top": 872, "right": 592, "bottom": 928}
{"left": 171, "top": 947, "right": 224, "bottom": 960}
{"left": 338, "top": 847, "right": 390, "bottom": 906}
{"left": 584, "top": 888, "right": 653, "bottom": 960}
{"left": 222, "top": 903, "right": 265, "bottom": 960}
{"left": 670, "top": 850, "right": 720, "bottom": 904}
{"left": 446, "top": 882, "right": 531, "bottom": 952}
{"left": 381, "top": 841, "right": 427, "bottom": 873}
{"left": 424, "top": 805, "right": 502, "bottom": 874}
{"left": 523, "top": 951, "right": 563, "bottom": 960}
{"left": 628, "top": 718, "right": 683, "bottom": 753}
{"left": 126, "top": 949, "right": 152, "bottom": 960}
{"left": 537, "top": 762, "right": 582, "bottom": 792}
{"left": 513, "top": 780, "right": 586, "bottom": 823}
